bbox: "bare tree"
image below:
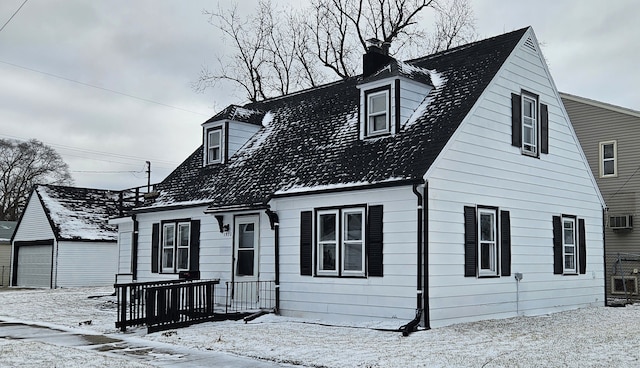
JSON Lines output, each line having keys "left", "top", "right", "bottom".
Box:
{"left": 0, "top": 139, "right": 73, "bottom": 221}
{"left": 196, "top": 0, "right": 477, "bottom": 102}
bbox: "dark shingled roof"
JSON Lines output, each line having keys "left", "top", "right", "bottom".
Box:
{"left": 145, "top": 27, "right": 529, "bottom": 211}
{"left": 204, "top": 105, "right": 265, "bottom": 126}
{"left": 35, "top": 184, "right": 122, "bottom": 241}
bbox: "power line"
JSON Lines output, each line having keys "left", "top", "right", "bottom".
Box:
{"left": 0, "top": 133, "right": 181, "bottom": 168}
{"left": 0, "top": 0, "right": 28, "bottom": 33}
{"left": 0, "top": 59, "right": 211, "bottom": 117}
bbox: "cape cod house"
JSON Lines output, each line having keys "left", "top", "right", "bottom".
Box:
{"left": 11, "top": 185, "right": 121, "bottom": 288}
{"left": 562, "top": 92, "right": 640, "bottom": 302}
{"left": 111, "top": 27, "right": 605, "bottom": 329}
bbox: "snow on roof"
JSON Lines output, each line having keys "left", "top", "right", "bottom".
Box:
{"left": 141, "top": 28, "right": 528, "bottom": 212}
{"left": 36, "top": 185, "right": 121, "bottom": 241}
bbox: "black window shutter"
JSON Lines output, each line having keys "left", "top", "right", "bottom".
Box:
{"left": 500, "top": 211, "right": 511, "bottom": 277}
{"left": 541, "top": 103, "right": 549, "bottom": 154}
{"left": 368, "top": 205, "right": 384, "bottom": 277}
{"left": 464, "top": 206, "right": 477, "bottom": 277}
{"left": 552, "top": 216, "right": 562, "bottom": 274}
{"left": 190, "top": 220, "right": 200, "bottom": 272}
{"left": 578, "top": 219, "right": 586, "bottom": 274}
{"left": 300, "top": 211, "right": 313, "bottom": 276}
{"left": 151, "top": 223, "right": 160, "bottom": 273}
{"left": 511, "top": 93, "right": 522, "bottom": 147}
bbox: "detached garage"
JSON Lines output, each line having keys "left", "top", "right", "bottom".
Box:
{"left": 11, "top": 185, "right": 121, "bottom": 288}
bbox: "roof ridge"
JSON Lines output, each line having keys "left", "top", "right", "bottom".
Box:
{"left": 406, "top": 26, "right": 530, "bottom": 64}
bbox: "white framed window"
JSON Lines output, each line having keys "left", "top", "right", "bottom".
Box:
{"left": 317, "top": 210, "right": 338, "bottom": 276}
{"left": 599, "top": 140, "right": 617, "bottom": 177}
{"left": 521, "top": 93, "right": 538, "bottom": 155}
{"left": 176, "top": 223, "right": 190, "bottom": 271}
{"left": 562, "top": 217, "right": 577, "bottom": 274}
{"left": 342, "top": 208, "right": 365, "bottom": 276}
{"left": 316, "top": 207, "right": 366, "bottom": 277}
{"left": 478, "top": 207, "right": 499, "bottom": 276}
{"left": 207, "top": 127, "right": 222, "bottom": 164}
{"left": 366, "top": 89, "right": 389, "bottom": 135}
{"left": 161, "top": 221, "right": 191, "bottom": 273}
{"left": 161, "top": 223, "right": 175, "bottom": 272}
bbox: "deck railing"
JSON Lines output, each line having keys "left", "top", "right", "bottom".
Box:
{"left": 225, "top": 280, "right": 276, "bottom": 314}
{"left": 115, "top": 279, "right": 186, "bottom": 332}
{"left": 115, "top": 279, "right": 274, "bottom": 332}
{"left": 145, "top": 279, "right": 220, "bottom": 333}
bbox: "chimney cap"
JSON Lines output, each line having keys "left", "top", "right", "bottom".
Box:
{"left": 366, "top": 38, "right": 390, "bottom": 54}
{"left": 366, "top": 38, "right": 383, "bottom": 46}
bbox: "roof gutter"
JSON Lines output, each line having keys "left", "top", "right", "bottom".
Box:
{"left": 271, "top": 178, "right": 422, "bottom": 199}
{"left": 204, "top": 203, "right": 269, "bottom": 214}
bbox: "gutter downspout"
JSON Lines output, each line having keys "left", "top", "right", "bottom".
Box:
{"left": 602, "top": 207, "right": 607, "bottom": 306}
{"left": 266, "top": 209, "right": 280, "bottom": 313}
{"left": 132, "top": 214, "right": 139, "bottom": 281}
{"left": 401, "top": 182, "right": 426, "bottom": 336}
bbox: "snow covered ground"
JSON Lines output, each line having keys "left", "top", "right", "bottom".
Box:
{"left": 1, "top": 286, "right": 639, "bottom": 367}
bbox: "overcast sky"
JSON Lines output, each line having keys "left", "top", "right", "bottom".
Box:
{"left": 1, "top": 0, "right": 638, "bottom": 190}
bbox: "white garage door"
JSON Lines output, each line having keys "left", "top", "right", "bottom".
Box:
{"left": 17, "top": 245, "right": 53, "bottom": 288}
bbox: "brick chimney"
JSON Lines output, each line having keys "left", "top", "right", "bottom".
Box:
{"left": 362, "top": 38, "right": 392, "bottom": 78}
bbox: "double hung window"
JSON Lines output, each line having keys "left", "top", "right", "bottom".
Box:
{"left": 478, "top": 208, "right": 498, "bottom": 276}
{"left": 366, "top": 89, "right": 390, "bottom": 136}
{"left": 521, "top": 94, "right": 538, "bottom": 155}
{"left": 562, "top": 217, "right": 577, "bottom": 274}
{"left": 161, "top": 221, "right": 190, "bottom": 273}
{"left": 511, "top": 91, "right": 548, "bottom": 156}
{"left": 207, "top": 127, "right": 222, "bottom": 164}
{"left": 317, "top": 207, "right": 366, "bottom": 276}
{"left": 599, "top": 141, "right": 617, "bottom": 177}
{"left": 553, "top": 214, "right": 586, "bottom": 275}
{"left": 464, "top": 206, "right": 511, "bottom": 278}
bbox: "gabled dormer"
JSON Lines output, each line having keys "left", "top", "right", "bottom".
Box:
{"left": 202, "top": 105, "right": 264, "bottom": 166}
{"left": 357, "top": 40, "right": 437, "bottom": 140}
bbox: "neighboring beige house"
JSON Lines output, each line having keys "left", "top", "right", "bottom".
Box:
{"left": 0, "top": 221, "right": 17, "bottom": 286}
{"left": 562, "top": 92, "right": 640, "bottom": 302}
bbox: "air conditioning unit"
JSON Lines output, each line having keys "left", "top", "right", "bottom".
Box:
{"left": 609, "top": 215, "right": 633, "bottom": 230}
{"left": 611, "top": 276, "right": 638, "bottom": 295}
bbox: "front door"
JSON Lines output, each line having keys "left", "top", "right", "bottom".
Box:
{"left": 233, "top": 215, "right": 260, "bottom": 306}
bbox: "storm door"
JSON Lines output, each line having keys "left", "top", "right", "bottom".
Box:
{"left": 233, "top": 215, "right": 260, "bottom": 306}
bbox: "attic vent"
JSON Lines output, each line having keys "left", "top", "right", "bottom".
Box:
{"left": 523, "top": 36, "right": 537, "bottom": 53}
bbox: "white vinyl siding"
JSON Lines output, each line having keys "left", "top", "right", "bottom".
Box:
{"left": 274, "top": 186, "right": 416, "bottom": 323}
{"left": 131, "top": 207, "right": 274, "bottom": 306}
{"left": 12, "top": 195, "right": 55, "bottom": 241}
{"left": 227, "top": 122, "right": 261, "bottom": 158}
{"left": 426, "top": 29, "right": 603, "bottom": 327}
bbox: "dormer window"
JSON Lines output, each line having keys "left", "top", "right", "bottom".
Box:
{"left": 368, "top": 90, "right": 389, "bottom": 134}
{"left": 364, "top": 87, "right": 391, "bottom": 137}
{"left": 206, "top": 127, "right": 222, "bottom": 164}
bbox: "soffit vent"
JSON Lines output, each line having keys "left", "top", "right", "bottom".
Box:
{"left": 523, "top": 36, "right": 537, "bottom": 53}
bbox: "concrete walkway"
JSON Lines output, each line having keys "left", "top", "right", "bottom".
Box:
{"left": 0, "top": 320, "right": 296, "bottom": 367}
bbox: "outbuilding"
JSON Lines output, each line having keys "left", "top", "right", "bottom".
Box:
{"left": 11, "top": 185, "right": 121, "bottom": 288}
